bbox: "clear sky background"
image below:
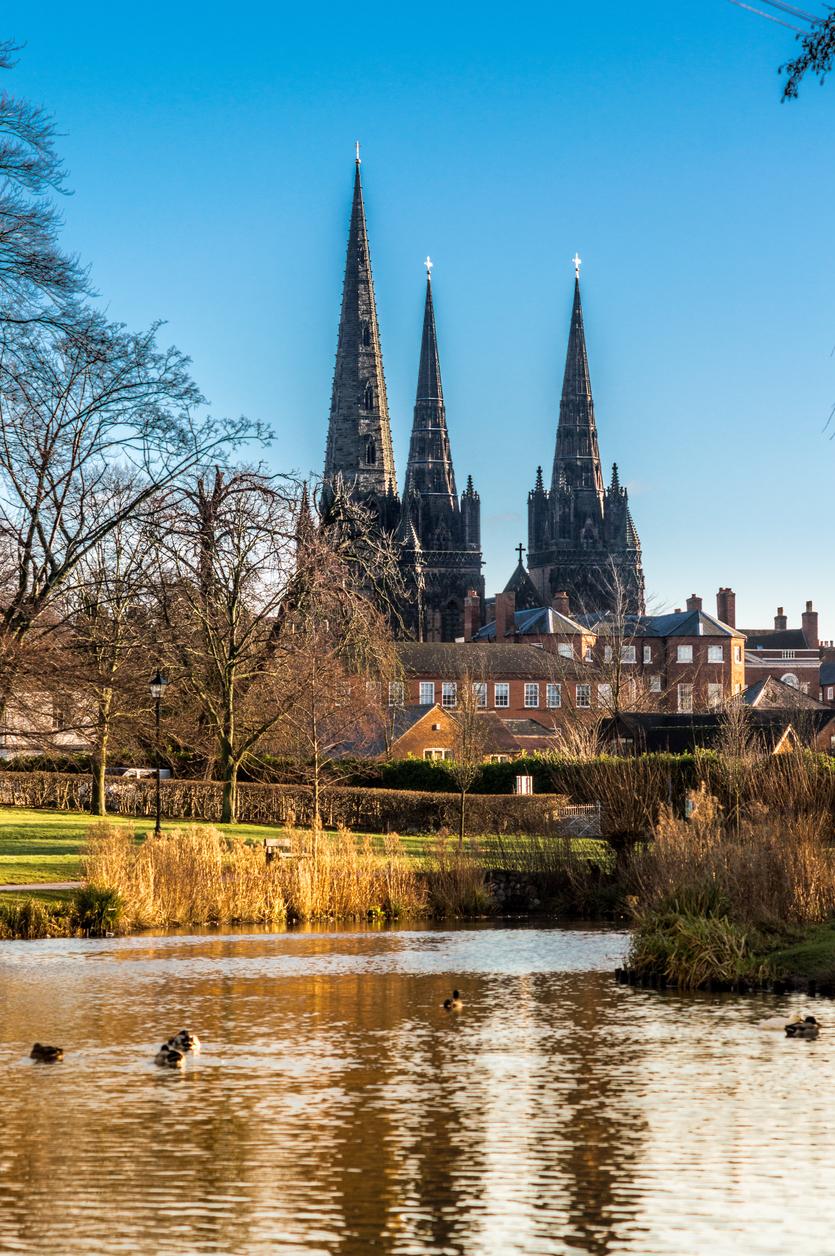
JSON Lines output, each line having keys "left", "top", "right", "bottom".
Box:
{"left": 4, "top": 1, "right": 834, "bottom": 633}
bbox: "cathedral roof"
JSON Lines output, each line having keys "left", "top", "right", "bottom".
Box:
{"left": 551, "top": 271, "right": 606, "bottom": 500}
{"left": 502, "top": 559, "right": 544, "bottom": 610}
{"left": 403, "top": 267, "right": 458, "bottom": 509}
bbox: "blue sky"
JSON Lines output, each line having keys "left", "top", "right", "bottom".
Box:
{"left": 6, "top": 1, "right": 834, "bottom": 633}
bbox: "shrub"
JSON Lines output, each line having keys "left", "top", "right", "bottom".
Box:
{"left": 71, "top": 883, "right": 125, "bottom": 936}
{"left": 629, "top": 908, "right": 771, "bottom": 990}
{"left": 0, "top": 897, "right": 67, "bottom": 939}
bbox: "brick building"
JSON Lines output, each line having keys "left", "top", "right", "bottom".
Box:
{"left": 741, "top": 600, "right": 823, "bottom": 699}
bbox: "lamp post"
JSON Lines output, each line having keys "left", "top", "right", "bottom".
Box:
{"left": 149, "top": 670, "right": 169, "bottom": 836}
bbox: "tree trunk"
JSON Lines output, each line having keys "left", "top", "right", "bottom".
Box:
{"left": 459, "top": 789, "right": 466, "bottom": 851}
{"left": 90, "top": 692, "right": 112, "bottom": 816}
{"left": 221, "top": 761, "right": 237, "bottom": 825}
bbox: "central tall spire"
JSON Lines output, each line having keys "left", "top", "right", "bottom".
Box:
{"left": 324, "top": 153, "right": 397, "bottom": 502}
{"left": 404, "top": 266, "right": 456, "bottom": 502}
{"left": 551, "top": 272, "right": 605, "bottom": 502}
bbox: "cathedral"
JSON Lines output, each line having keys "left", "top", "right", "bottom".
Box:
{"left": 323, "top": 156, "right": 644, "bottom": 637}
{"left": 324, "top": 153, "right": 484, "bottom": 642}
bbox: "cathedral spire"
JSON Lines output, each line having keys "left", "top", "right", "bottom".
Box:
{"left": 404, "top": 265, "right": 456, "bottom": 502}
{"left": 324, "top": 153, "right": 397, "bottom": 501}
{"left": 551, "top": 267, "right": 605, "bottom": 500}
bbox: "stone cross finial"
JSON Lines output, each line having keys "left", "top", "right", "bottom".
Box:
{"left": 425, "top": 255, "right": 433, "bottom": 279}
{"left": 572, "top": 252, "right": 582, "bottom": 278}
{"left": 516, "top": 542, "right": 526, "bottom": 565}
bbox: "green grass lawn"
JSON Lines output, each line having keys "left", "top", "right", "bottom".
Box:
{"left": 768, "top": 924, "right": 835, "bottom": 982}
{"left": 0, "top": 806, "right": 611, "bottom": 891}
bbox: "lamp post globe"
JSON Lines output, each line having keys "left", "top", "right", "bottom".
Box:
{"left": 149, "top": 671, "right": 169, "bottom": 836}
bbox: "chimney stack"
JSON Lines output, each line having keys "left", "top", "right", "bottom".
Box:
{"left": 774, "top": 606, "right": 787, "bottom": 631}
{"left": 551, "top": 590, "right": 571, "bottom": 617}
{"left": 463, "top": 589, "right": 481, "bottom": 641}
{"left": 494, "top": 591, "right": 516, "bottom": 643}
{"left": 802, "top": 599, "right": 819, "bottom": 649}
{"left": 686, "top": 593, "right": 702, "bottom": 612}
{"left": 716, "top": 587, "right": 736, "bottom": 629}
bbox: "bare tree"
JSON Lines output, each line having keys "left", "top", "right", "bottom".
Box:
{"left": 0, "top": 310, "right": 264, "bottom": 705}
{"left": 0, "top": 39, "right": 89, "bottom": 323}
{"left": 447, "top": 675, "right": 492, "bottom": 849}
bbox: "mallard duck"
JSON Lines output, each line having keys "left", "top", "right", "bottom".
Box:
{"left": 30, "top": 1043, "right": 63, "bottom": 1063}
{"left": 443, "top": 989, "right": 463, "bottom": 1012}
{"left": 154, "top": 1044, "right": 185, "bottom": 1068}
{"left": 785, "top": 1016, "right": 820, "bottom": 1040}
{"left": 169, "top": 1029, "right": 200, "bottom": 1053}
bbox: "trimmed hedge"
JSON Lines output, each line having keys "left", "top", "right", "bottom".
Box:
{"left": 0, "top": 771, "right": 567, "bottom": 836}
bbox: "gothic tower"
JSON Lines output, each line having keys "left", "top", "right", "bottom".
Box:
{"left": 324, "top": 150, "right": 399, "bottom": 528}
{"left": 400, "top": 262, "right": 484, "bottom": 640}
{"left": 527, "top": 261, "right": 644, "bottom": 615}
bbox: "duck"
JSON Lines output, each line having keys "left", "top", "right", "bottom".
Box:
{"left": 154, "top": 1043, "right": 185, "bottom": 1068}
{"left": 30, "top": 1043, "right": 63, "bottom": 1063}
{"left": 443, "top": 989, "right": 463, "bottom": 1012}
{"left": 785, "top": 1016, "right": 820, "bottom": 1040}
{"left": 168, "top": 1029, "right": 200, "bottom": 1054}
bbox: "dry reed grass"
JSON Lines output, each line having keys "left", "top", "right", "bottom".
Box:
{"left": 83, "top": 824, "right": 428, "bottom": 927}
{"left": 630, "top": 785, "right": 835, "bottom": 931}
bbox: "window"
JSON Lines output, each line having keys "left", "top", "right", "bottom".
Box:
{"left": 388, "top": 681, "right": 405, "bottom": 707}
{"left": 558, "top": 642, "right": 573, "bottom": 660}
{"left": 472, "top": 682, "right": 487, "bottom": 709}
{"left": 494, "top": 682, "right": 509, "bottom": 709}
{"left": 487, "top": 754, "right": 511, "bottom": 763}
{"left": 649, "top": 674, "right": 662, "bottom": 693}
{"left": 708, "top": 645, "right": 723, "bottom": 663}
{"left": 365, "top": 438, "right": 376, "bottom": 465}
{"left": 707, "top": 682, "right": 723, "bottom": 708}
{"left": 604, "top": 645, "right": 613, "bottom": 664}
{"left": 620, "top": 645, "right": 636, "bottom": 664}
{"left": 418, "top": 681, "right": 435, "bottom": 705}
{"left": 424, "top": 748, "right": 452, "bottom": 761}
{"left": 363, "top": 382, "right": 374, "bottom": 410}
{"left": 734, "top": 645, "right": 742, "bottom": 664}
{"left": 827, "top": 687, "right": 834, "bottom": 702}
{"left": 585, "top": 647, "right": 594, "bottom": 662}
{"left": 643, "top": 645, "right": 652, "bottom": 664}
{"left": 576, "top": 684, "right": 591, "bottom": 709}
{"left": 677, "top": 683, "right": 693, "bottom": 713}
{"left": 442, "top": 681, "right": 457, "bottom": 708}
{"left": 546, "top": 683, "right": 561, "bottom": 709}
{"left": 524, "top": 683, "right": 540, "bottom": 708}
{"left": 598, "top": 683, "right": 612, "bottom": 708}
{"left": 781, "top": 673, "right": 800, "bottom": 689}
{"left": 677, "top": 645, "right": 693, "bottom": 663}
{"left": 361, "top": 321, "right": 372, "bottom": 347}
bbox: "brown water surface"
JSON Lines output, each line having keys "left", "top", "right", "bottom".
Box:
{"left": 0, "top": 924, "right": 831, "bottom": 1255}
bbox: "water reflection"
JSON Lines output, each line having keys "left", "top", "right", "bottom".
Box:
{"left": 0, "top": 925, "right": 831, "bottom": 1254}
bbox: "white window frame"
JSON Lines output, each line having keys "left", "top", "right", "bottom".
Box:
{"left": 827, "top": 686, "right": 834, "bottom": 702}
{"left": 546, "top": 682, "right": 561, "bottom": 709}
{"left": 677, "top": 645, "right": 694, "bottom": 664}
{"left": 734, "top": 645, "right": 742, "bottom": 664}
{"left": 388, "top": 680, "right": 405, "bottom": 707}
{"left": 524, "top": 683, "right": 540, "bottom": 709}
{"left": 620, "top": 644, "right": 636, "bottom": 664}
{"left": 604, "top": 645, "right": 613, "bottom": 664}
{"left": 576, "top": 684, "right": 591, "bottom": 709}
{"left": 677, "top": 683, "right": 693, "bottom": 713}
{"left": 707, "top": 645, "right": 724, "bottom": 664}
{"left": 441, "top": 681, "right": 457, "bottom": 708}
{"left": 649, "top": 674, "right": 662, "bottom": 693}
{"left": 558, "top": 642, "right": 573, "bottom": 660}
{"left": 472, "top": 682, "right": 487, "bottom": 709}
{"left": 598, "top": 683, "right": 612, "bottom": 708}
{"left": 423, "top": 747, "right": 452, "bottom": 761}
{"left": 418, "top": 681, "right": 435, "bottom": 706}
{"left": 707, "top": 682, "right": 723, "bottom": 708}
{"left": 643, "top": 645, "right": 652, "bottom": 664}
{"left": 494, "top": 682, "right": 509, "bottom": 709}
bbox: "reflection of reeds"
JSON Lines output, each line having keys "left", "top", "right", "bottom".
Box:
{"left": 83, "top": 824, "right": 429, "bottom": 927}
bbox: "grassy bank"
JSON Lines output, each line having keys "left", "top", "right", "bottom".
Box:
{"left": 626, "top": 788, "right": 835, "bottom": 990}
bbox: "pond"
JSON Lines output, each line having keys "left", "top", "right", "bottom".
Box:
{"left": 0, "top": 923, "right": 832, "bottom": 1255}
